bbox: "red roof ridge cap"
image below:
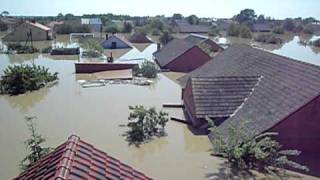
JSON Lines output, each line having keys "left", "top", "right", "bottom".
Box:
{"left": 53, "top": 135, "right": 80, "bottom": 180}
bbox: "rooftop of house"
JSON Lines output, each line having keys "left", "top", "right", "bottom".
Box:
{"left": 27, "top": 21, "right": 51, "bottom": 31}
{"left": 179, "top": 44, "right": 320, "bottom": 137}
{"left": 103, "top": 34, "right": 133, "bottom": 47}
{"left": 13, "top": 135, "right": 152, "bottom": 180}
{"left": 0, "top": 17, "right": 20, "bottom": 25}
{"left": 175, "top": 21, "right": 210, "bottom": 33}
{"left": 128, "top": 31, "right": 153, "bottom": 43}
{"left": 81, "top": 18, "right": 102, "bottom": 25}
{"left": 153, "top": 34, "right": 220, "bottom": 67}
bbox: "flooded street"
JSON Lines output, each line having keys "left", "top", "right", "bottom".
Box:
{"left": 0, "top": 34, "right": 320, "bottom": 179}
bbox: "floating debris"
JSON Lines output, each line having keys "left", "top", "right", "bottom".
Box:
{"left": 78, "top": 77, "right": 153, "bottom": 88}
{"left": 79, "top": 80, "right": 105, "bottom": 88}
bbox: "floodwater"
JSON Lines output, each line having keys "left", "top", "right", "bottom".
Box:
{"left": 0, "top": 33, "right": 320, "bottom": 180}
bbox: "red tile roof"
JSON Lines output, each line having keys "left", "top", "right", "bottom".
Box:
{"left": 27, "top": 21, "right": 51, "bottom": 31}
{"left": 14, "top": 135, "right": 152, "bottom": 180}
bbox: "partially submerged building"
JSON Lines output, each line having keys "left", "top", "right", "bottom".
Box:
{"left": 172, "top": 20, "right": 210, "bottom": 33}
{"left": 128, "top": 31, "right": 153, "bottom": 43}
{"left": 14, "top": 135, "right": 152, "bottom": 180}
{"left": 2, "top": 21, "right": 51, "bottom": 41}
{"left": 153, "top": 34, "right": 222, "bottom": 72}
{"left": 252, "top": 23, "right": 272, "bottom": 32}
{"left": 179, "top": 44, "right": 320, "bottom": 177}
{"left": 81, "top": 18, "right": 102, "bottom": 32}
{"left": 101, "top": 34, "right": 132, "bottom": 49}
{"left": 0, "top": 17, "right": 20, "bottom": 31}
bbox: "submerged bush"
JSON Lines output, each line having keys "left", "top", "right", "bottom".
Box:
{"left": 208, "top": 118, "right": 309, "bottom": 178}
{"left": 227, "top": 23, "right": 240, "bottom": 37}
{"left": 80, "top": 38, "right": 104, "bottom": 58}
{"left": 0, "top": 64, "right": 58, "bottom": 95}
{"left": 20, "top": 116, "right": 52, "bottom": 171}
{"left": 7, "top": 43, "right": 39, "bottom": 54}
{"left": 133, "top": 61, "right": 159, "bottom": 78}
{"left": 272, "top": 26, "right": 285, "bottom": 34}
{"left": 41, "top": 46, "right": 52, "bottom": 53}
{"left": 125, "top": 105, "right": 169, "bottom": 146}
{"left": 255, "top": 34, "right": 282, "bottom": 44}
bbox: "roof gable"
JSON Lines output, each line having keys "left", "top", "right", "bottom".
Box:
{"left": 180, "top": 44, "right": 320, "bottom": 137}
{"left": 190, "top": 76, "right": 261, "bottom": 118}
{"left": 14, "top": 135, "right": 151, "bottom": 180}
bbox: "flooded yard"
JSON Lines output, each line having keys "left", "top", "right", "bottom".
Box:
{"left": 0, "top": 33, "right": 320, "bottom": 179}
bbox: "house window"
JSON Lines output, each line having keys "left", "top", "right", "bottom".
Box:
{"left": 111, "top": 42, "right": 117, "bottom": 49}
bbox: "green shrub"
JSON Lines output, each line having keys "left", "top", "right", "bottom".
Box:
{"left": 239, "top": 24, "right": 252, "bottom": 38}
{"left": 125, "top": 105, "right": 169, "bottom": 146}
{"left": 122, "top": 22, "right": 133, "bottom": 33}
{"left": 133, "top": 61, "right": 159, "bottom": 78}
{"left": 255, "top": 34, "right": 282, "bottom": 44}
{"left": 272, "top": 26, "right": 284, "bottom": 34}
{"left": 80, "top": 38, "right": 104, "bottom": 58}
{"left": 151, "top": 29, "right": 160, "bottom": 36}
{"left": 7, "top": 43, "right": 39, "bottom": 54}
{"left": 20, "top": 116, "right": 52, "bottom": 170}
{"left": 0, "top": 64, "right": 58, "bottom": 95}
{"left": 207, "top": 118, "right": 309, "bottom": 177}
{"left": 105, "top": 25, "right": 120, "bottom": 33}
{"left": 227, "top": 23, "right": 240, "bottom": 37}
{"left": 159, "top": 31, "right": 173, "bottom": 45}
{"left": 312, "top": 38, "right": 320, "bottom": 47}
{"left": 41, "top": 46, "right": 52, "bottom": 53}
{"left": 303, "top": 24, "right": 314, "bottom": 34}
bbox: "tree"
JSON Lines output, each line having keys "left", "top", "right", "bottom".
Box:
{"left": 239, "top": 24, "right": 252, "bottom": 38}
{"left": 57, "top": 13, "right": 64, "bottom": 21}
{"left": 150, "top": 18, "right": 164, "bottom": 31}
{"left": 64, "top": 13, "right": 75, "bottom": 20}
{"left": 303, "top": 24, "right": 314, "bottom": 34}
{"left": 20, "top": 116, "right": 52, "bottom": 170}
{"left": 187, "top": 15, "right": 199, "bottom": 25}
{"left": 122, "top": 22, "right": 133, "bottom": 33}
{"left": 272, "top": 26, "right": 284, "bottom": 34}
{"left": 235, "top": 9, "right": 257, "bottom": 25}
{"left": 283, "top": 18, "right": 296, "bottom": 31}
{"left": 172, "top": 13, "right": 183, "bottom": 20}
{"left": 133, "top": 61, "right": 159, "bottom": 78}
{"left": 303, "top": 17, "right": 317, "bottom": 24}
{"left": 159, "top": 31, "right": 173, "bottom": 45}
{"left": 227, "top": 23, "right": 240, "bottom": 37}
{"left": 256, "top": 15, "right": 265, "bottom": 24}
{"left": 207, "top": 118, "right": 308, "bottom": 178}
{"left": 125, "top": 106, "right": 169, "bottom": 146}
{"left": 1, "top": 11, "right": 9, "bottom": 17}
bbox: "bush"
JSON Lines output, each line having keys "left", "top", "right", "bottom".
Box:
{"left": 272, "top": 26, "right": 284, "bottom": 34}
{"left": 159, "top": 31, "right": 173, "bottom": 45}
{"left": 133, "top": 61, "right": 159, "bottom": 78}
{"left": 208, "top": 118, "right": 309, "bottom": 177}
{"left": 312, "top": 38, "right": 320, "bottom": 47}
{"left": 7, "top": 43, "right": 39, "bottom": 54}
{"left": 105, "top": 25, "right": 120, "bottom": 33}
{"left": 227, "top": 23, "right": 240, "bottom": 37}
{"left": 20, "top": 116, "right": 52, "bottom": 170}
{"left": 208, "top": 28, "right": 220, "bottom": 37}
{"left": 0, "top": 64, "right": 58, "bottom": 95}
{"left": 303, "top": 24, "right": 314, "bottom": 34}
{"left": 122, "top": 22, "right": 133, "bottom": 33}
{"left": 80, "top": 38, "right": 104, "bottom": 58}
{"left": 239, "top": 25, "right": 252, "bottom": 38}
{"left": 151, "top": 29, "right": 160, "bottom": 36}
{"left": 125, "top": 105, "right": 169, "bottom": 146}
{"left": 41, "top": 46, "right": 52, "bottom": 53}
{"left": 255, "top": 34, "right": 282, "bottom": 44}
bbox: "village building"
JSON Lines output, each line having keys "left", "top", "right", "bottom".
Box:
{"left": 128, "top": 31, "right": 153, "bottom": 43}
{"left": 172, "top": 20, "right": 210, "bottom": 33}
{"left": 101, "top": 34, "right": 132, "bottom": 49}
{"left": 2, "top": 21, "right": 51, "bottom": 41}
{"left": 179, "top": 44, "right": 320, "bottom": 177}
{"left": 14, "top": 135, "right": 151, "bottom": 180}
{"left": 81, "top": 18, "right": 102, "bottom": 32}
{"left": 252, "top": 23, "right": 272, "bottom": 32}
{"left": 0, "top": 17, "right": 20, "bottom": 32}
{"left": 153, "top": 34, "right": 222, "bottom": 72}
{"left": 47, "top": 21, "right": 64, "bottom": 32}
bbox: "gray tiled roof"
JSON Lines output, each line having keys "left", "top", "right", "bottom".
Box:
{"left": 176, "top": 22, "right": 210, "bottom": 33}
{"left": 180, "top": 44, "right": 320, "bottom": 137}
{"left": 190, "top": 76, "right": 261, "bottom": 118}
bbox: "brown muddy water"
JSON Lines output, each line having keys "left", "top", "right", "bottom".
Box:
{"left": 0, "top": 34, "right": 320, "bottom": 180}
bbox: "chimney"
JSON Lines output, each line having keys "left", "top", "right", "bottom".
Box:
{"left": 105, "top": 34, "right": 109, "bottom": 40}
{"left": 157, "top": 43, "right": 161, "bottom": 52}
{"left": 31, "top": 19, "right": 36, "bottom": 23}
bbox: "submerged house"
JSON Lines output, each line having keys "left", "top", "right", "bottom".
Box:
{"left": 0, "top": 17, "right": 20, "bottom": 31}
{"left": 128, "top": 31, "right": 153, "bottom": 43}
{"left": 2, "top": 21, "right": 51, "bottom": 41}
{"left": 173, "top": 20, "right": 210, "bottom": 33}
{"left": 101, "top": 34, "right": 132, "bottom": 49}
{"left": 252, "top": 23, "right": 272, "bottom": 32}
{"left": 153, "top": 34, "right": 222, "bottom": 72}
{"left": 81, "top": 18, "right": 102, "bottom": 32}
{"left": 179, "top": 44, "right": 320, "bottom": 177}
{"left": 14, "top": 135, "right": 151, "bottom": 180}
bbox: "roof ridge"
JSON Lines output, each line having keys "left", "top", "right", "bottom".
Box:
{"left": 53, "top": 135, "right": 80, "bottom": 180}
